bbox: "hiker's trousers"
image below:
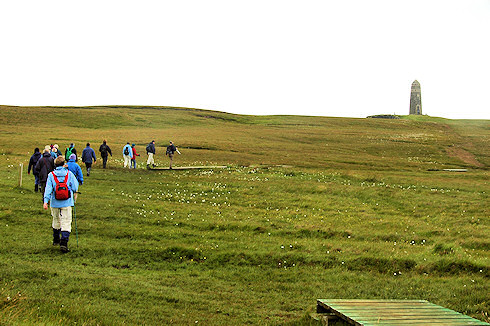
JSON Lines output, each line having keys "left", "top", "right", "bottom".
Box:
{"left": 168, "top": 154, "right": 174, "bottom": 168}
{"left": 51, "top": 207, "right": 72, "bottom": 233}
{"left": 123, "top": 154, "right": 131, "bottom": 168}
{"left": 147, "top": 153, "right": 154, "bottom": 166}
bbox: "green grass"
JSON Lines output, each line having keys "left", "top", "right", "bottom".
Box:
{"left": 0, "top": 106, "right": 488, "bottom": 325}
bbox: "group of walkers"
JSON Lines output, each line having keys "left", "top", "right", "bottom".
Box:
{"left": 124, "top": 140, "right": 181, "bottom": 170}
{"left": 27, "top": 140, "right": 181, "bottom": 253}
{"left": 28, "top": 143, "right": 99, "bottom": 194}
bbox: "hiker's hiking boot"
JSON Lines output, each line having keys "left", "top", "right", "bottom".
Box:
{"left": 146, "top": 164, "right": 150, "bottom": 170}
{"left": 60, "top": 239, "right": 69, "bottom": 253}
{"left": 53, "top": 228, "right": 61, "bottom": 246}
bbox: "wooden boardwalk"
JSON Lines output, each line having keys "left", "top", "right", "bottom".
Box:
{"left": 149, "top": 165, "right": 228, "bottom": 171}
{"left": 316, "top": 299, "right": 489, "bottom": 325}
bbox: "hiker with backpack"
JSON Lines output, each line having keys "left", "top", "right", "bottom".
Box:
{"left": 43, "top": 156, "right": 79, "bottom": 253}
{"left": 81, "top": 143, "right": 97, "bottom": 176}
{"left": 34, "top": 146, "right": 55, "bottom": 201}
{"left": 123, "top": 142, "right": 133, "bottom": 168}
{"left": 131, "top": 143, "right": 140, "bottom": 169}
{"left": 65, "top": 143, "right": 77, "bottom": 161}
{"left": 146, "top": 140, "right": 156, "bottom": 169}
{"left": 99, "top": 140, "right": 112, "bottom": 169}
{"left": 166, "top": 141, "right": 181, "bottom": 169}
{"left": 67, "top": 154, "right": 83, "bottom": 185}
{"left": 28, "top": 147, "right": 42, "bottom": 192}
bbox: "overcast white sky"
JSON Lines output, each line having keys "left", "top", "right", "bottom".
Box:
{"left": 1, "top": 0, "right": 489, "bottom": 119}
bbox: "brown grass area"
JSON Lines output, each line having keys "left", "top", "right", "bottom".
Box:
{"left": 445, "top": 146, "right": 484, "bottom": 167}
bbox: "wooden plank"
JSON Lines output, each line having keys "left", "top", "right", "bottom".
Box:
{"left": 362, "top": 324, "right": 487, "bottom": 326}
{"left": 149, "top": 165, "right": 228, "bottom": 170}
{"left": 353, "top": 315, "right": 487, "bottom": 321}
{"left": 316, "top": 300, "right": 490, "bottom": 326}
{"left": 360, "top": 321, "right": 488, "bottom": 326}
{"left": 345, "top": 311, "right": 479, "bottom": 317}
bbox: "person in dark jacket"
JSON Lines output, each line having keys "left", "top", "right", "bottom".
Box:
{"left": 99, "top": 140, "right": 112, "bottom": 169}
{"left": 28, "top": 147, "right": 42, "bottom": 192}
{"left": 165, "top": 141, "right": 181, "bottom": 169}
{"left": 146, "top": 140, "right": 156, "bottom": 169}
{"left": 81, "top": 143, "right": 97, "bottom": 176}
{"left": 34, "top": 146, "right": 55, "bottom": 201}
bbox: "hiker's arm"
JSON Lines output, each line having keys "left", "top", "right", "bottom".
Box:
{"left": 28, "top": 158, "right": 33, "bottom": 174}
{"left": 43, "top": 175, "right": 54, "bottom": 209}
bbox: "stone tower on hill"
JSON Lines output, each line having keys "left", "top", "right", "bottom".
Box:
{"left": 410, "top": 80, "right": 422, "bottom": 115}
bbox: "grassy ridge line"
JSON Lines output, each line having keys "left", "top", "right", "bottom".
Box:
{"left": 1, "top": 105, "right": 487, "bottom": 170}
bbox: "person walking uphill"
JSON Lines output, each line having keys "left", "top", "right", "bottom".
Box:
{"left": 131, "top": 144, "right": 140, "bottom": 169}
{"left": 146, "top": 140, "right": 156, "bottom": 169}
{"left": 81, "top": 143, "right": 96, "bottom": 176}
{"left": 65, "top": 143, "right": 77, "bottom": 161}
{"left": 99, "top": 140, "right": 112, "bottom": 169}
{"left": 166, "top": 141, "right": 181, "bottom": 169}
{"left": 34, "top": 146, "right": 55, "bottom": 201}
{"left": 122, "top": 142, "right": 133, "bottom": 168}
{"left": 67, "top": 154, "right": 83, "bottom": 185}
{"left": 28, "top": 147, "right": 42, "bottom": 192}
{"left": 43, "top": 156, "right": 79, "bottom": 253}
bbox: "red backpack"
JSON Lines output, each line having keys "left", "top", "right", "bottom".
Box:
{"left": 52, "top": 172, "right": 71, "bottom": 200}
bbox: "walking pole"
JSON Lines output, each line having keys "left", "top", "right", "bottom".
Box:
{"left": 74, "top": 205, "right": 79, "bottom": 248}
{"left": 74, "top": 193, "right": 79, "bottom": 248}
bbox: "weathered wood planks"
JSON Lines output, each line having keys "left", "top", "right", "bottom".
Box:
{"left": 149, "top": 165, "right": 228, "bottom": 170}
{"left": 317, "top": 299, "right": 489, "bottom": 326}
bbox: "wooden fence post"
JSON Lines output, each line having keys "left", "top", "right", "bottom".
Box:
{"left": 19, "top": 163, "right": 23, "bottom": 187}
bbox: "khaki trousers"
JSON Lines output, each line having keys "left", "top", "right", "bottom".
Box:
{"left": 123, "top": 155, "right": 131, "bottom": 168}
{"left": 51, "top": 207, "right": 73, "bottom": 233}
{"left": 147, "top": 153, "right": 154, "bottom": 165}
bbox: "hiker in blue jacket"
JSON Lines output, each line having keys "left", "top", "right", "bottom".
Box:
{"left": 53, "top": 144, "right": 62, "bottom": 158}
{"left": 67, "top": 154, "right": 84, "bottom": 185}
{"left": 28, "top": 147, "right": 42, "bottom": 192}
{"left": 50, "top": 145, "right": 58, "bottom": 159}
{"left": 122, "top": 142, "right": 133, "bottom": 168}
{"left": 81, "top": 143, "right": 97, "bottom": 176}
{"left": 43, "top": 156, "right": 79, "bottom": 253}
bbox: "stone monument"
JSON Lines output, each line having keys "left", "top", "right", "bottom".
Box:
{"left": 409, "top": 80, "right": 422, "bottom": 115}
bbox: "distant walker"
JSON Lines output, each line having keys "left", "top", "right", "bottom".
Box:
{"left": 409, "top": 80, "right": 422, "bottom": 115}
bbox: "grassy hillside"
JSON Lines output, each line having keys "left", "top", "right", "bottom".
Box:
{"left": 1, "top": 106, "right": 488, "bottom": 325}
